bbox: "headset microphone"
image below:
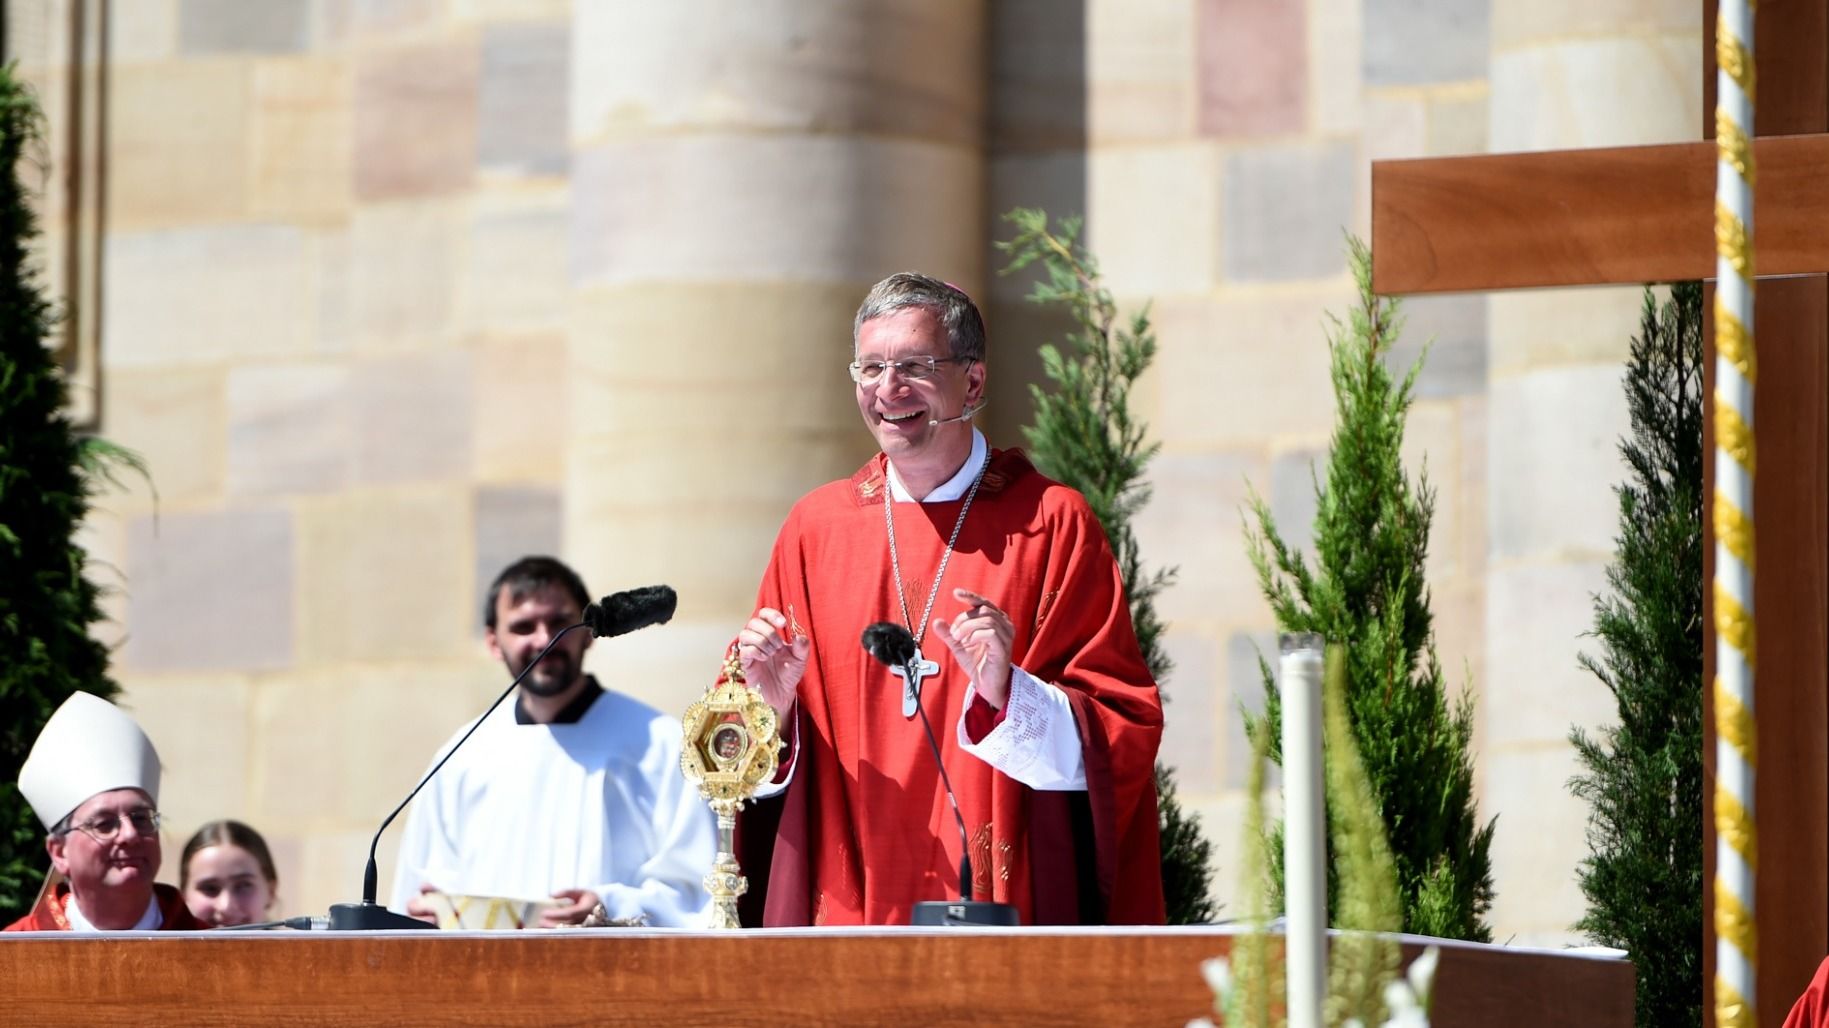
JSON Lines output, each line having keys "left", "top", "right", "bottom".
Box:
{"left": 928, "top": 398, "right": 987, "bottom": 428}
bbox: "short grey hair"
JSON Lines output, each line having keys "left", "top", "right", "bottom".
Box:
{"left": 852, "top": 272, "right": 986, "bottom": 362}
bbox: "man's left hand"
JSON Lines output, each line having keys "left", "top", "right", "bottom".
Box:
{"left": 542, "top": 888, "right": 603, "bottom": 927}
{"left": 935, "top": 587, "right": 1014, "bottom": 709}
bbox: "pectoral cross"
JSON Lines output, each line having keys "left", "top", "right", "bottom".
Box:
{"left": 893, "top": 646, "right": 940, "bottom": 719}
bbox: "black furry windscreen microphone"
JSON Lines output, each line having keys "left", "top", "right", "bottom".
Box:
{"left": 861, "top": 622, "right": 916, "bottom": 668}
{"left": 584, "top": 586, "right": 678, "bottom": 638}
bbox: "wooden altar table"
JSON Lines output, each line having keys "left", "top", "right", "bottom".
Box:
{"left": 0, "top": 925, "right": 1631, "bottom": 1025}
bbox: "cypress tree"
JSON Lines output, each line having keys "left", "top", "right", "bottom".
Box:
{"left": 998, "top": 207, "right": 1217, "bottom": 924}
{"left": 0, "top": 64, "right": 120, "bottom": 922}
{"left": 1244, "top": 238, "right": 1495, "bottom": 941}
{"left": 1568, "top": 283, "right": 1703, "bottom": 1027}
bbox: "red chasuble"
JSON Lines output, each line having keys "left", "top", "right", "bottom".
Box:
{"left": 1785, "top": 957, "right": 1829, "bottom": 1028}
{"left": 734, "top": 449, "right": 1165, "bottom": 926}
{"left": 4, "top": 881, "right": 202, "bottom": 931}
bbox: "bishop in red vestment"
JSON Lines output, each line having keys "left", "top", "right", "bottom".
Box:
{"left": 6, "top": 879, "right": 200, "bottom": 932}
{"left": 731, "top": 273, "right": 1166, "bottom": 927}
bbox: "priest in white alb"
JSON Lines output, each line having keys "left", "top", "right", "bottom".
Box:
{"left": 389, "top": 556, "right": 715, "bottom": 927}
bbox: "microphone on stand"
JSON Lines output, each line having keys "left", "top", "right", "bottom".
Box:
{"left": 328, "top": 585, "right": 678, "bottom": 931}
{"left": 928, "top": 398, "right": 987, "bottom": 428}
{"left": 861, "top": 622, "right": 1021, "bottom": 927}
{"left": 582, "top": 585, "right": 678, "bottom": 639}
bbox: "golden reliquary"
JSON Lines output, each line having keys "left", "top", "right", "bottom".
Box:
{"left": 679, "top": 646, "right": 782, "bottom": 929}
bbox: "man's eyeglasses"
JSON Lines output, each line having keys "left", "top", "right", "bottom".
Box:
{"left": 64, "top": 809, "right": 161, "bottom": 843}
{"left": 849, "top": 356, "right": 972, "bottom": 385}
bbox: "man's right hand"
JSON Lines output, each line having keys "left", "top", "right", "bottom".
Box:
{"left": 737, "top": 607, "right": 809, "bottom": 716}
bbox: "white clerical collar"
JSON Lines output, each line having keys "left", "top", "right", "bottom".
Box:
{"left": 887, "top": 429, "right": 988, "bottom": 502}
{"left": 65, "top": 891, "right": 162, "bottom": 932}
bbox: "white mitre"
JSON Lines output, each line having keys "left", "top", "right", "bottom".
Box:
{"left": 18, "top": 692, "right": 161, "bottom": 831}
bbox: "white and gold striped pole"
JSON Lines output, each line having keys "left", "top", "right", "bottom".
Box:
{"left": 1713, "top": 1, "right": 1757, "bottom": 1025}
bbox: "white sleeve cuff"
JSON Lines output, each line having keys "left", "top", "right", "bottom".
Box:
{"left": 591, "top": 884, "right": 648, "bottom": 922}
{"left": 957, "top": 667, "right": 1087, "bottom": 790}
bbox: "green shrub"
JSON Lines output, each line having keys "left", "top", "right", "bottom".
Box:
{"left": 999, "top": 207, "right": 1217, "bottom": 925}
{"left": 1569, "top": 283, "right": 1703, "bottom": 1027}
{"left": 1244, "top": 238, "right": 1495, "bottom": 941}
{"left": 0, "top": 64, "right": 122, "bottom": 922}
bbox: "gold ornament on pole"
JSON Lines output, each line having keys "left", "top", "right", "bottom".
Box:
{"left": 680, "top": 645, "right": 782, "bottom": 929}
{"left": 1712, "top": 0, "right": 1757, "bottom": 1023}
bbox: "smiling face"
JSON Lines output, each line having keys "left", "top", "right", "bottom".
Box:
{"left": 183, "top": 843, "right": 276, "bottom": 927}
{"left": 487, "top": 583, "right": 592, "bottom": 699}
{"left": 48, "top": 788, "right": 161, "bottom": 906}
{"left": 854, "top": 307, "right": 985, "bottom": 486}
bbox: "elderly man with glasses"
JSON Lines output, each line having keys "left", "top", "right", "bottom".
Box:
{"left": 6, "top": 693, "right": 201, "bottom": 931}
{"left": 727, "top": 272, "right": 1166, "bottom": 928}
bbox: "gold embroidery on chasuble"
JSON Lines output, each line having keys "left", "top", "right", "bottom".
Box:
{"left": 970, "top": 823, "right": 995, "bottom": 898}
{"left": 48, "top": 891, "right": 72, "bottom": 930}
{"left": 997, "top": 838, "right": 1014, "bottom": 883}
{"left": 1034, "top": 589, "right": 1061, "bottom": 630}
{"left": 829, "top": 836, "right": 860, "bottom": 924}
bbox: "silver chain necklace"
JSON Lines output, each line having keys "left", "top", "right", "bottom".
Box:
{"left": 883, "top": 456, "right": 987, "bottom": 717}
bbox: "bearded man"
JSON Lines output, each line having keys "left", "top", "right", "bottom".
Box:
{"left": 390, "top": 556, "right": 715, "bottom": 927}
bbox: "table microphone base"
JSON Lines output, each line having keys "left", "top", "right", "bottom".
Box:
{"left": 910, "top": 900, "right": 1021, "bottom": 927}
{"left": 328, "top": 901, "right": 439, "bottom": 931}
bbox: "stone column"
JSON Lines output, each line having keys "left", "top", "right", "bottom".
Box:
{"left": 1482, "top": 0, "right": 1701, "bottom": 947}
{"left": 565, "top": 2, "right": 986, "bottom": 714}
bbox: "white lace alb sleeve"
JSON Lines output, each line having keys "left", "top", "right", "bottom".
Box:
{"left": 956, "top": 666, "right": 1087, "bottom": 790}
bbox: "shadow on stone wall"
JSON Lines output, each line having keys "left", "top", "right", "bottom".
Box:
{"left": 981, "top": 0, "right": 1085, "bottom": 448}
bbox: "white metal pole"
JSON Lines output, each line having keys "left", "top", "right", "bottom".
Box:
{"left": 1279, "top": 633, "right": 1326, "bottom": 1028}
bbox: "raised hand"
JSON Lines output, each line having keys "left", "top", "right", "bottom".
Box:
{"left": 934, "top": 587, "right": 1014, "bottom": 709}
{"left": 736, "top": 607, "right": 810, "bottom": 716}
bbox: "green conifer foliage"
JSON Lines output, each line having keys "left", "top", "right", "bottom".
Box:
{"left": 1244, "top": 238, "right": 1495, "bottom": 941}
{"left": 0, "top": 64, "right": 119, "bottom": 923}
{"left": 1319, "top": 641, "right": 1403, "bottom": 1026}
{"left": 998, "top": 207, "right": 1217, "bottom": 924}
{"left": 1569, "top": 283, "right": 1703, "bottom": 1027}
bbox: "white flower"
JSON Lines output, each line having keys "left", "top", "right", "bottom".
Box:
{"left": 1406, "top": 945, "right": 1441, "bottom": 1009}
{"left": 1200, "top": 956, "right": 1233, "bottom": 997}
{"left": 1194, "top": 945, "right": 1439, "bottom": 1027}
{"left": 1384, "top": 979, "right": 1420, "bottom": 1015}
{"left": 1383, "top": 1006, "right": 1431, "bottom": 1028}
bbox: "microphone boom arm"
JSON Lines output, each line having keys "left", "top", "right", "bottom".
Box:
{"left": 356, "top": 621, "right": 593, "bottom": 908}
{"left": 928, "top": 397, "right": 987, "bottom": 428}
{"left": 859, "top": 620, "right": 1019, "bottom": 925}
{"left": 906, "top": 659, "right": 975, "bottom": 902}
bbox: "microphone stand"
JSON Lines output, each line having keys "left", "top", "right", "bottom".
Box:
{"left": 904, "top": 655, "right": 1020, "bottom": 928}
{"left": 328, "top": 623, "right": 592, "bottom": 930}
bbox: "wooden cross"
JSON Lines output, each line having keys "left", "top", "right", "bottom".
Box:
{"left": 1369, "top": 4, "right": 1826, "bottom": 1026}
